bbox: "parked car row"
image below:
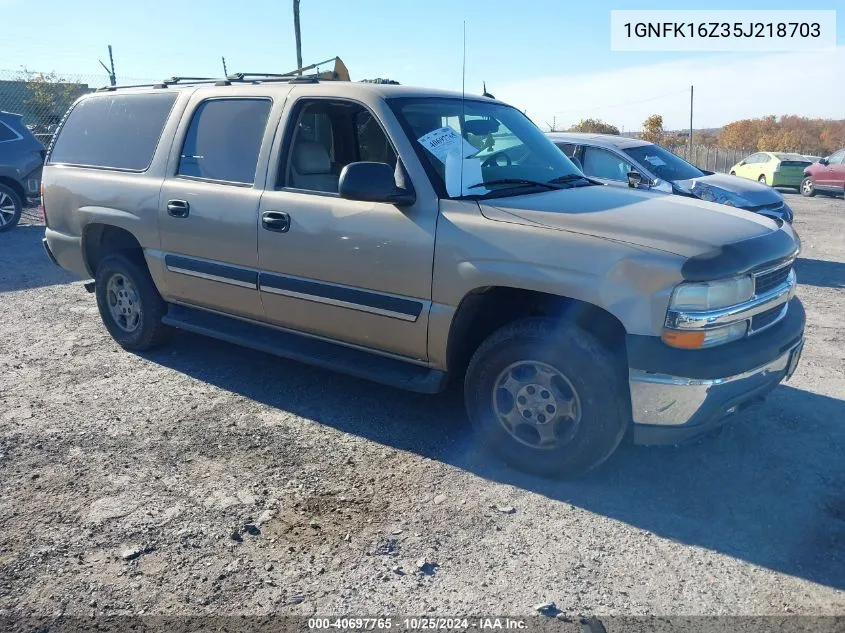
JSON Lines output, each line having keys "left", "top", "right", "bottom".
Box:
{"left": 0, "top": 110, "right": 46, "bottom": 231}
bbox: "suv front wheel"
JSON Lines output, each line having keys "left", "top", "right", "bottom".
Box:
{"left": 464, "top": 318, "right": 628, "bottom": 478}
{"left": 95, "top": 253, "right": 171, "bottom": 350}
{"left": 0, "top": 183, "right": 23, "bottom": 232}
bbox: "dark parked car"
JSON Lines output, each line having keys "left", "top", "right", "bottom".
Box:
{"left": 801, "top": 149, "right": 845, "bottom": 197}
{"left": 0, "top": 111, "right": 46, "bottom": 231}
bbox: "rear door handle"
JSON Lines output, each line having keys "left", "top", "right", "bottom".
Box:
{"left": 166, "top": 199, "right": 190, "bottom": 218}
{"left": 262, "top": 211, "right": 290, "bottom": 233}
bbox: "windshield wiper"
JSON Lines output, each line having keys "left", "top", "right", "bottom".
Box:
{"left": 548, "top": 174, "right": 598, "bottom": 186}
{"left": 467, "top": 178, "right": 562, "bottom": 191}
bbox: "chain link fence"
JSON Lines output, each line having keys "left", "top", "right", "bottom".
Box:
{"left": 0, "top": 69, "right": 156, "bottom": 146}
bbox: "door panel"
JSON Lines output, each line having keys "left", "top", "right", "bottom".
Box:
{"left": 158, "top": 179, "right": 264, "bottom": 319}
{"left": 257, "top": 190, "right": 436, "bottom": 359}
{"left": 157, "top": 92, "right": 282, "bottom": 320}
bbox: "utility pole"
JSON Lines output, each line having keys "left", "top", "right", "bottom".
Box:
{"left": 221, "top": 56, "right": 228, "bottom": 76}
{"left": 293, "top": 0, "right": 303, "bottom": 73}
{"left": 99, "top": 44, "right": 116, "bottom": 86}
{"left": 689, "top": 84, "right": 694, "bottom": 154}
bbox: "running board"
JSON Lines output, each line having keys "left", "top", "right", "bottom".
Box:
{"left": 162, "top": 304, "right": 448, "bottom": 394}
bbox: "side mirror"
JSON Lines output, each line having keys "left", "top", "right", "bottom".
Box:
{"left": 819, "top": 157, "right": 829, "bottom": 165}
{"left": 627, "top": 170, "right": 645, "bottom": 188}
{"left": 338, "top": 162, "right": 416, "bottom": 206}
{"left": 738, "top": 161, "right": 746, "bottom": 166}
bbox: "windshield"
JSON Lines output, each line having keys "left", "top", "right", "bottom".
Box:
{"left": 390, "top": 98, "right": 585, "bottom": 198}
{"left": 623, "top": 143, "right": 704, "bottom": 182}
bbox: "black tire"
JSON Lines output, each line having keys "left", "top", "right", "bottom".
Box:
{"left": 464, "top": 318, "right": 629, "bottom": 478}
{"left": 729, "top": 171, "right": 736, "bottom": 176}
{"left": 758, "top": 175, "right": 767, "bottom": 185}
{"left": 800, "top": 176, "right": 816, "bottom": 197}
{"left": 0, "top": 183, "right": 23, "bottom": 232}
{"left": 94, "top": 253, "right": 171, "bottom": 350}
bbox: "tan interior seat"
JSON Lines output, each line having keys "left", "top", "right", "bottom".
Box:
{"left": 290, "top": 141, "right": 339, "bottom": 193}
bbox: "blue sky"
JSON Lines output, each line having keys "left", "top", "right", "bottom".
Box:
{"left": 3, "top": 0, "right": 843, "bottom": 130}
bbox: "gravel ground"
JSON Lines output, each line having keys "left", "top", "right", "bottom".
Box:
{"left": 0, "top": 194, "right": 843, "bottom": 621}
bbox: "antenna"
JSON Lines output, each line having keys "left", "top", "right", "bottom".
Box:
{"left": 460, "top": 20, "right": 466, "bottom": 196}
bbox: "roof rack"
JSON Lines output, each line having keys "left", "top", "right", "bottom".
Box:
{"left": 96, "top": 56, "right": 350, "bottom": 92}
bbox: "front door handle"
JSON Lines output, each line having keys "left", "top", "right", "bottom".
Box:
{"left": 262, "top": 211, "right": 290, "bottom": 233}
{"left": 166, "top": 199, "right": 190, "bottom": 218}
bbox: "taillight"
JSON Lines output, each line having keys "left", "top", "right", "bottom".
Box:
{"left": 39, "top": 182, "right": 47, "bottom": 226}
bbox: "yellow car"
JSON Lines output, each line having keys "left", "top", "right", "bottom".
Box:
{"left": 729, "top": 152, "right": 812, "bottom": 189}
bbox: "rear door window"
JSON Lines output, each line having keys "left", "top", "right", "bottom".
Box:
{"left": 49, "top": 93, "right": 178, "bottom": 170}
{"left": 0, "top": 122, "right": 20, "bottom": 143}
{"left": 178, "top": 98, "right": 271, "bottom": 185}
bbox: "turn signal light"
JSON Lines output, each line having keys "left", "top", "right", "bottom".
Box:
{"left": 661, "top": 330, "right": 706, "bottom": 349}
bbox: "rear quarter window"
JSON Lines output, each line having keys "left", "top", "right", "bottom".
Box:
{"left": 48, "top": 92, "right": 178, "bottom": 171}
{"left": 0, "top": 121, "right": 21, "bottom": 143}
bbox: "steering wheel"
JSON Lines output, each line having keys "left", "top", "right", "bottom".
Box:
{"left": 482, "top": 151, "right": 512, "bottom": 168}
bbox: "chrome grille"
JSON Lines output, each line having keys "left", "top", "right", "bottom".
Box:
{"left": 751, "top": 304, "right": 786, "bottom": 332}
{"left": 754, "top": 263, "right": 792, "bottom": 295}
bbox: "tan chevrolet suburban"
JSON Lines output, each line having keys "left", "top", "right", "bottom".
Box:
{"left": 41, "top": 75, "right": 805, "bottom": 477}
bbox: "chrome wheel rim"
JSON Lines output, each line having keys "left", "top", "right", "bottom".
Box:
{"left": 758, "top": 176, "right": 766, "bottom": 184}
{"left": 106, "top": 273, "right": 142, "bottom": 333}
{"left": 802, "top": 179, "right": 813, "bottom": 194}
{"left": 0, "top": 191, "right": 16, "bottom": 227}
{"left": 492, "top": 360, "right": 582, "bottom": 450}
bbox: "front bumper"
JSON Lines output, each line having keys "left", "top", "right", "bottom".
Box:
{"left": 627, "top": 297, "right": 805, "bottom": 445}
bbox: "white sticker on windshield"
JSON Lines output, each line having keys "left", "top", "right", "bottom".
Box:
{"left": 644, "top": 155, "right": 666, "bottom": 166}
{"left": 417, "top": 126, "right": 478, "bottom": 163}
{"left": 445, "top": 153, "right": 487, "bottom": 197}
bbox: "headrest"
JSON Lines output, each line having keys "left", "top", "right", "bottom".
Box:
{"left": 292, "top": 141, "right": 331, "bottom": 174}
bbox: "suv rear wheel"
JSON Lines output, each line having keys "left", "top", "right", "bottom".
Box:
{"left": 95, "top": 253, "right": 171, "bottom": 350}
{"left": 464, "top": 318, "right": 628, "bottom": 478}
{"left": 0, "top": 184, "right": 22, "bottom": 232}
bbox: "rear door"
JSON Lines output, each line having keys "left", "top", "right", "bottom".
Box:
{"left": 157, "top": 89, "right": 288, "bottom": 320}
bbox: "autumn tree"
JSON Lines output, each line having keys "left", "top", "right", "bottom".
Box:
{"left": 567, "top": 118, "right": 620, "bottom": 135}
{"left": 641, "top": 114, "right": 664, "bottom": 143}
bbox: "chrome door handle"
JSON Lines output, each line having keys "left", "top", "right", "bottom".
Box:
{"left": 166, "top": 199, "right": 190, "bottom": 218}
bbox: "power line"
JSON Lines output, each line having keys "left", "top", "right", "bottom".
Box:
{"left": 553, "top": 88, "right": 688, "bottom": 115}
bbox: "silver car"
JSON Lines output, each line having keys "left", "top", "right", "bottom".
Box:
{"left": 547, "top": 132, "right": 794, "bottom": 224}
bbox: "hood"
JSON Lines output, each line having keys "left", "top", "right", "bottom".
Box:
{"left": 674, "top": 173, "right": 783, "bottom": 207}
{"left": 478, "top": 185, "right": 779, "bottom": 259}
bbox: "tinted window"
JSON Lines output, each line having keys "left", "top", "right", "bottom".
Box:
{"left": 828, "top": 150, "right": 845, "bottom": 165}
{"left": 582, "top": 147, "right": 633, "bottom": 181}
{"left": 0, "top": 122, "right": 18, "bottom": 143}
{"left": 623, "top": 144, "right": 704, "bottom": 181}
{"left": 178, "top": 99, "right": 271, "bottom": 185}
{"left": 555, "top": 143, "right": 577, "bottom": 158}
{"left": 50, "top": 93, "right": 177, "bottom": 170}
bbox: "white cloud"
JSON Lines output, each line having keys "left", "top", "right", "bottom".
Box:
{"left": 495, "top": 46, "right": 845, "bottom": 132}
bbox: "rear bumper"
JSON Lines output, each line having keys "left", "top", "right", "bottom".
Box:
{"left": 43, "top": 228, "right": 88, "bottom": 278}
{"left": 627, "top": 297, "right": 805, "bottom": 445}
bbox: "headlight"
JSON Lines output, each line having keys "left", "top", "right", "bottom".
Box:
{"left": 669, "top": 276, "right": 754, "bottom": 311}
{"left": 689, "top": 181, "right": 753, "bottom": 208}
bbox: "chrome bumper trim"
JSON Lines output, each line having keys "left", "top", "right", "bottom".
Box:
{"left": 629, "top": 337, "right": 803, "bottom": 427}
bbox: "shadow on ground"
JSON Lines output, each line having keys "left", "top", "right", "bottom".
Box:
{"left": 144, "top": 332, "right": 845, "bottom": 591}
{"left": 795, "top": 257, "right": 845, "bottom": 289}
{"left": 0, "top": 225, "right": 78, "bottom": 292}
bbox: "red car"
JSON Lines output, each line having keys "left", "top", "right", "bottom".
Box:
{"left": 801, "top": 149, "right": 845, "bottom": 197}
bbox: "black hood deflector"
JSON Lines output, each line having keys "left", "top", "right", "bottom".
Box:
{"left": 681, "top": 226, "right": 800, "bottom": 281}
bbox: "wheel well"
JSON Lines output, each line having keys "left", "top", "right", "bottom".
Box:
{"left": 83, "top": 224, "right": 144, "bottom": 276}
{"left": 446, "top": 287, "right": 627, "bottom": 380}
{"left": 0, "top": 176, "right": 26, "bottom": 204}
